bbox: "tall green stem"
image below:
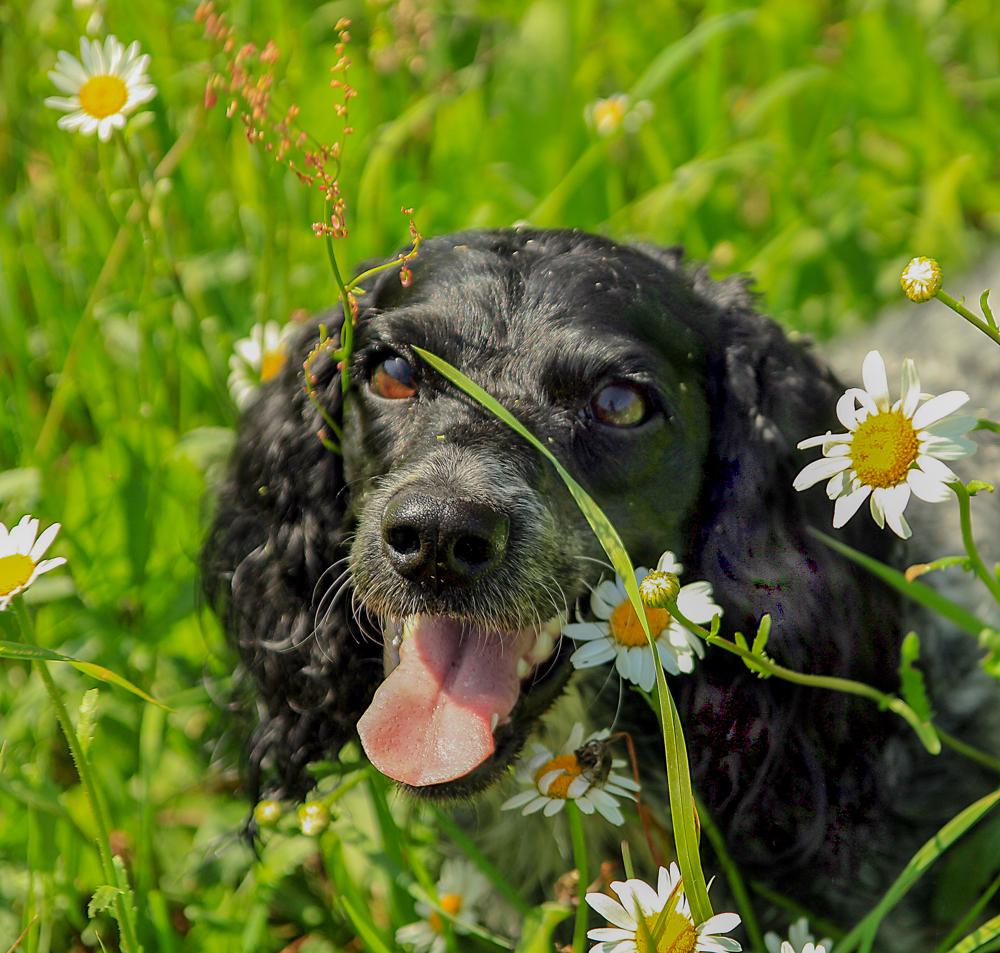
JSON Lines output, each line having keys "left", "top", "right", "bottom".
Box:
{"left": 566, "top": 801, "right": 589, "bottom": 953}
{"left": 936, "top": 291, "right": 1000, "bottom": 347}
{"left": 951, "top": 481, "right": 1000, "bottom": 605}
{"left": 13, "top": 599, "right": 140, "bottom": 953}
{"left": 322, "top": 202, "right": 354, "bottom": 394}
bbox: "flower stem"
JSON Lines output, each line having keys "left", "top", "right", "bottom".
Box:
{"left": 936, "top": 290, "right": 1000, "bottom": 347}
{"left": 950, "top": 481, "right": 1000, "bottom": 606}
{"left": 322, "top": 201, "right": 354, "bottom": 394}
{"left": 566, "top": 801, "right": 589, "bottom": 953}
{"left": 12, "top": 598, "right": 141, "bottom": 953}
{"left": 670, "top": 603, "right": 942, "bottom": 754}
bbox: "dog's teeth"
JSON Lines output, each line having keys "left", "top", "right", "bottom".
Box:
{"left": 490, "top": 712, "right": 499, "bottom": 733}
{"left": 516, "top": 658, "right": 530, "bottom": 679}
{"left": 402, "top": 615, "right": 420, "bottom": 642}
{"left": 542, "top": 615, "right": 564, "bottom": 638}
{"left": 528, "top": 629, "right": 554, "bottom": 663}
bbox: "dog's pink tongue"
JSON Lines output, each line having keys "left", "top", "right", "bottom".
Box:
{"left": 358, "top": 617, "right": 526, "bottom": 786}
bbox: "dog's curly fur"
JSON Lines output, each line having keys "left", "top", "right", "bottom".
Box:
{"left": 204, "top": 228, "right": 1000, "bottom": 948}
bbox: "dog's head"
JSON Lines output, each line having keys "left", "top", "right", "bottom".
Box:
{"left": 205, "top": 228, "right": 899, "bottom": 827}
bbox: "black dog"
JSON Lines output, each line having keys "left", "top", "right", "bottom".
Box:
{"left": 204, "top": 228, "right": 1000, "bottom": 947}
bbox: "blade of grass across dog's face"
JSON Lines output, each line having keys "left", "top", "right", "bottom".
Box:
{"left": 413, "top": 346, "right": 715, "bottom": 924}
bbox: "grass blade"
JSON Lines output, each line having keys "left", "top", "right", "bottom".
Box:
{"left": 0, "top": 641, "right": 171, "bottom": 711}
{"left": 835, "top": 788, "right": 1000, "bottom": 953}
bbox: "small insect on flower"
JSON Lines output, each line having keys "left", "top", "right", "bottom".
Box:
{"left": 565, "top": 552, "right": 720, "bottom": 690}
{"left": 586, "top": 862, "right": 742, "bottom": 953}
{"left": 228, "top": 320, "right": 293, "bottom": 409}
{"left": 396, "top": 858, "right": 490, "bottom": 953}
{"left": 501, "top": 723, "right": 640, "bottom": 825}
{"left": 794, "top": 350, "right": 977, "bottom": 539}
{"left": 45, "top": 36, "right": 157, "bottom": 142}
{"left": 900, "top": 257, "right": 943, "bottom": 303}
{"left": 0, "top": 515, "right": 67, "bottom": 610}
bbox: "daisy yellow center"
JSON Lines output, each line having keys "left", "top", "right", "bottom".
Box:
{"left": 260, "top": 350, "right": 286, "bottom": 383}
{"left": 635, "top": 908, "right": 697, "bottom": 953}
{"left": 610, "top": 600, "right": 671, "bottom": 647}
{"left": 534, "top": 753, "right": 583, "bottom": 798}
{"left": 0, "top": 553, "right": 36, "bottom": 597}
{"left": 427, "top": 894, "right": 463, "bottom": 933}
{"left": 79, "top": 75, "right": 129, "bottom": 120}
{"left": 850, "top": 411, "right": 920, "bottom": 488}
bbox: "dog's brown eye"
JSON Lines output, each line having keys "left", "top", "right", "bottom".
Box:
{"left": 590, "top": 383, "right": 648, "bottom": 427}
{"left": 370, "top": 357, "right": 417, "bottom": 399}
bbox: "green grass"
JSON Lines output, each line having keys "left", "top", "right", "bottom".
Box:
{"left": 3, "top": 0, "right": 1000, "bottom": 950}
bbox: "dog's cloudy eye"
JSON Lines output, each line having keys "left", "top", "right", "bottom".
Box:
{"left": 590, "top": 383, "right": 649, "bottom": 427}
{"left": 370, "top": 357, "right": 417, "bottom": 400}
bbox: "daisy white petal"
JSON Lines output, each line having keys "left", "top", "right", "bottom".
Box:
{"left": 587, "top": 894, "right": 637, "bottom": 931}
{"left": 832, "top": 484, "right": 871, "bottom": 528}
{"left": 575, "top": 794, "right": 597, "bottom": 814}
{"left": 913, "top": 454, "right": 957, "bottom": 483}
{"left": 919, "top": 435, "right": 978, "bottom": 459}
{"left": 542, "top": 797, "right": 564, "bottom": 817}
{"left": 923, "top": 414, "right": 977, "bottom": 438}
{"left": 861, "top": 350, "right": 890, "bottom": 413}
{"left": 571, "top": 640, "right": 617, "bottom": 667}
{"left": 912, "top": 390, "right": 970, "bottom": 430}
{"left": 900, "top": 359, "right": 920, "bottom": 418}
{"left": 906, "top": 468, "right": 951, "bottom": 503}
{"left": 792, "top": 454, "right": 851, "bottom": 491}
{"left": 501, "top": 790, "right": 538, "bottom": 811}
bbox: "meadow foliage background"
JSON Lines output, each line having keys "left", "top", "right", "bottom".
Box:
{"left": 2, "top": 0, "right": 1000, "bottom": 949}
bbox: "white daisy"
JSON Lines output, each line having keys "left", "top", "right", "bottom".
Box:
{"left": 0, "top": 515, "right": 67, "bottom": 610}
{"left": 586, "top": 862, "right": 742, "bottom": 953}
{"left": 227, "top": 320, "right": 291, "bottom": 409}
{"left": 45, "top": 36, "right": 157, "bottom": 142}
{"left": 565, "top": 552, "right": 721, "bottom": 691}
{"left": 395, "top": 858, "right": 490, "bottom": 953}
{"left": 900, "top": 257, "right": 942, "bottom": 303}
{"left": 763, "top": 918, "right": 831, "bottom": 953}
{"left": 793, "top": 350, "right": 977, "bottom": 539}
{"left": 585, "top": 94, "right": 655, "bottom": 136}
{"left": 501, "top": 723, "right": 640, "bottom": 825}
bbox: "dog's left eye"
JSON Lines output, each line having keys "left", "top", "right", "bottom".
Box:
{"left": 587, "top": 382, "right": 650, "bottom": 427}
{"left": 370, "top": 357, "right": 418, "bottom": 399}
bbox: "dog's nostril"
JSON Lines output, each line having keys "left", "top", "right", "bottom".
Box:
{"left": 453, "top": 534, "right": 494, "bottom": 568}
{"left": 385, "top": 525, "right": 422, "bottom": 556}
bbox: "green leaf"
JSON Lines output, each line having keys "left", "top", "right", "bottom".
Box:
{"left": 89, "top": 885, "right": 124, "bottom": 919}
{"left": 78, "top": 688, "right": 100, "bottom": 756}
{"left": 514, "top": 903, "right": 572, "bottom": 953}
{"left": 836, "top": 787, "right": 1000, "bottom": 953}
{"left": 967, "top": 481, "right": 995, "bottom": 496}
{"left": 0, "top": 641, "right": 172, "bottom": 711}
{"left": 752, "top": 615, "right": 772, "bottom": 655}
{"left": 898, "top": 633, "right": 933, "bottom": 723}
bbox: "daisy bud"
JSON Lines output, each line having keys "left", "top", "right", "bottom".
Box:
{"left": 297, "top": 801, "right": 331, "bottom": 836}
{"left": 639, "top": 570, "right": 680, "bottom": 608}
{"left": 900, "top": 257, "right": 942, "bottom": 303}
{"left": 253, "top": 799, "right": 283, "bottom": 829}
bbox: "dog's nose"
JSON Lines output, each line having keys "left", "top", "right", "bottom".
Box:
{"left": 381, "top": 492, "right": 509, "bottom": 588}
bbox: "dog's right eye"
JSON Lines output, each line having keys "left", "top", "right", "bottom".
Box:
{"left": 370, "top": 356, "right": 418, "bottom": 400}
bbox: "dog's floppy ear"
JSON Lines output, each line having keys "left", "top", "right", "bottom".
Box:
{"left": 203, "top": 308, "right": 381, "bottom": 801}
{"left": 685, "top": 270, "right": 901, "bottom": 683}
